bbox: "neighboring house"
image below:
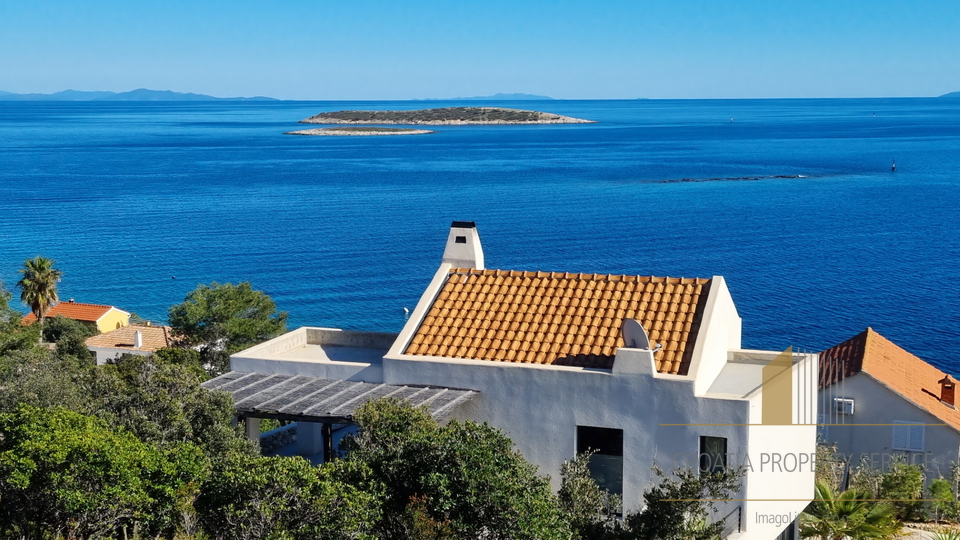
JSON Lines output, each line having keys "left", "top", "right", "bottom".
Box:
{"left": 22, "top": 300, "right": 130, "bottom": 333}
{"left": 85, "top": 324, "right": 175, "bottom": 365}
{"left": 205, "top": 222, "right": 817, "bottom": 540}
{"left": 819, "top": 328, "right": 960, "bottom": 481}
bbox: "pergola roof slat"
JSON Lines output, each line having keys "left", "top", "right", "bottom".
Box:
{"left": 202, "top": 371, "right": 479, "bottom": 422}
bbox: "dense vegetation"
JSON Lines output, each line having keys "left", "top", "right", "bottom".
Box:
{"left": 300, "top": 106, "right": 592, "bottom": 125}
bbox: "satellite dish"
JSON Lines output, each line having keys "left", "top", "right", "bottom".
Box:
{"left": 622, "top": 319, "right": 651, "bottom": 350}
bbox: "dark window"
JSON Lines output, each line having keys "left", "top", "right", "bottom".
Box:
{"left": 577, "top": 426, "right": 623, "bottom": 495}
{"left": 699, "top": 436, "right": 727, "bottom": 474}
{"left": 455, "top": 236, "right": 467, "bottom": 244}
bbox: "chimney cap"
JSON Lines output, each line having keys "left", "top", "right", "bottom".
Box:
{"left": 940, "top": 375, "right": 955, "bottom": 386}
{"left": 451, "top": 221, "right": 476, "bottom": 229}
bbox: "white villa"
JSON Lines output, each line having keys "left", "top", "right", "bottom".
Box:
{"left": 205, "top": 222, "right": 817, "bottom": 539}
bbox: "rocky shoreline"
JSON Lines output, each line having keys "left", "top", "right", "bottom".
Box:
{"left": 286, "top": 127, "right": 435, "bottom": 136}
{"left": 299, "top": 106, "right": 594, "bottom": 126}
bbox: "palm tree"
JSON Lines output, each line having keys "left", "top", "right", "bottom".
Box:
{"left": 17, "top": 256, "right": 62, "bottom": 327}
{"left": 800, "top": 480, "right": 900, "bottom": 539}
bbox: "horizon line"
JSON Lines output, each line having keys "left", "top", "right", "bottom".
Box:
{"left": 2, "top": 89, "right": 957, "bottom": 102}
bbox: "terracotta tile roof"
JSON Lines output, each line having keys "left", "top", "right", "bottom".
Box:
{"left": 85, "top": 325, "right": 174, "bottom": 352}
{"left": 820, "top": 328, "right": 960, "bottom": 432}
{"left": 404, "top": 268, "right": 712, "bottom": 374}
{"left": 22, "top": 301, "right": 116, "bottom": 324}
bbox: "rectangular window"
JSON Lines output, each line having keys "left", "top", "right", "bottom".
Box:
{"left": 892, "top": 421, "right": 924, "bottom": 452}
{"left": 577, "top": 426, "right": 623, "bottom": 496}
{"left": 699, "top": 436, "right": 728, "bottom": 474}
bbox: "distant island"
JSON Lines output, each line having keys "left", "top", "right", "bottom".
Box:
{"left": 0, "top": 88, "right": 277, "bottom": 101}
{"left": 425, "top": 93, "right": 554, "bottom": 101}
{"left": 940, "top": 91, "right": 960, "bottom": 98}
{"left": 286, "top": 127, "right": 434, "bottom": 136}
{"left": 300, "top": 107, "right": 593, "bottom": 125}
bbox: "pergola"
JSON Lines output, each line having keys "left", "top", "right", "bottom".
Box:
{"left": 202, "top": 371, "right": 480, "bottom": 461}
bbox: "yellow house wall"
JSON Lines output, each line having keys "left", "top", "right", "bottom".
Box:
{"left": 96, "top": 309, "right": 130, "bottom": 333}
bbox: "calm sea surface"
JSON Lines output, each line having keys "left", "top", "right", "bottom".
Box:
{"left": 1, "top": 99, "right": 958, "bottom": 369}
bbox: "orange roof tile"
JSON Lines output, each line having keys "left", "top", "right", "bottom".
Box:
{"left": 404, "top": 268, "right": 711, "bottom": 374}
{"left": 85, "top": 325, "right": 174, "bottom": 352}
{"left": 22, "top": 301, "right": 117, "bottom": 324}
{"left": 820, "top": 328, "right": 960, "bottom": 432}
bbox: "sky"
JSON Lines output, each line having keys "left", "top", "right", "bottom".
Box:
{"left": 1, "top": 0, "right": 958, "bottom": 100}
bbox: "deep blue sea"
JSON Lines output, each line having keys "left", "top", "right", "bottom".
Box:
{"left": 1, "top": 99, "right": 958, "bottom": 369}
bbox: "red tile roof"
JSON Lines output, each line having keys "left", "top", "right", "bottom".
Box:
{"left": 404, "top": 268, "right": 711, "bottom": 374}
{"left": 22, "top": 301, "right": 117, "bottom": 324}
{"left": 820, "top": 328, "right": 960, "bottom": 431}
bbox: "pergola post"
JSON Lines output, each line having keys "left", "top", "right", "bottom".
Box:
{"left": 322, "top": 423, "right": 334, "bottom": 463}
{"left": 244, "top": 416, "right": 261, "bottom": 449}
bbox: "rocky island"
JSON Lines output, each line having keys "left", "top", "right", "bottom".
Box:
{"left": 285, "top": 126, "right": 435, "bottom": 136}
{"left": 298, "top": 106, "right": 593, "bottom": 125}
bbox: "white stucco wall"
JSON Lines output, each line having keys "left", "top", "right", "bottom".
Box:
{"left": 820, "top": 373, "right": 960, "bottom": 480}
{"left": 230, "top": 327, "right": 393, "bottom": 382}
{"left": 89, "top": 346, "right": 152, "bottom": 365}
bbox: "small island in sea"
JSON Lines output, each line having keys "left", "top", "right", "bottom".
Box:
{"left": 299, "top": 106, "right": 593, "bottom": 125}
{"left": 286, "top": 127, "right": 435, "bottom": 136}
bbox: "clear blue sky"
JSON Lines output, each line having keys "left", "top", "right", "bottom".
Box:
{"left": 2, "top": 0, "right": 958, "bottom": 100}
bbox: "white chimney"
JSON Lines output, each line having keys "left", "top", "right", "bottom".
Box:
{"left": 441, "top": 221, "right": 484, "bottom": 269}
{"left": 133, "top": 330, "right": 143, "bottom": 349}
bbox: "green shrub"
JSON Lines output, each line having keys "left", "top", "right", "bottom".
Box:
{"left": 623, "top": 466, "right": 743, "bottom": 540}
{"left": 930, "top": 478, "right": 957, "bottom": 522}
{"left": 0, "top": 405, "right": 209, "bottom": 539}
{"left": 195, "top": 453, "right": 379, "bottom": 540}
{"left": 342, "top": 398, "right": 571, "bottom": 540}
{"left": 880, "top": 457, "right": 925, "bottom": 521}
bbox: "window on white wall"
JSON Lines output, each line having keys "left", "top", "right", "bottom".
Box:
{"left": 577, "top": 426, "right": 623, "bottom": 496}
{"left": 699, "top": 436, "right": 728, "bottom": 474}
{"left": 892, "top": 421, "right": 924, "bottom": 452}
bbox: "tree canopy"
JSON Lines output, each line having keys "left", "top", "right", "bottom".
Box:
{"left": 0, "top": 405, "right": 209, "bottom": 539}
{"left": 168, "top": 282, "right": 288, "bottom": 375}
{"left": 16, "top": 255, "right": 62, "bottom": 324}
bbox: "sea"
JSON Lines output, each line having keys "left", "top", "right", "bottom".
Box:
{"left": 1, "top": 99, "right": 958, "bottom": 370}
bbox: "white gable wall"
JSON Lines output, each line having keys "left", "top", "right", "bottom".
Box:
{"left": 689, "top": 276, "right": 742, "bottom": 397}
{"left": 89, "top": 346, "right": 152, "bottom": 365}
